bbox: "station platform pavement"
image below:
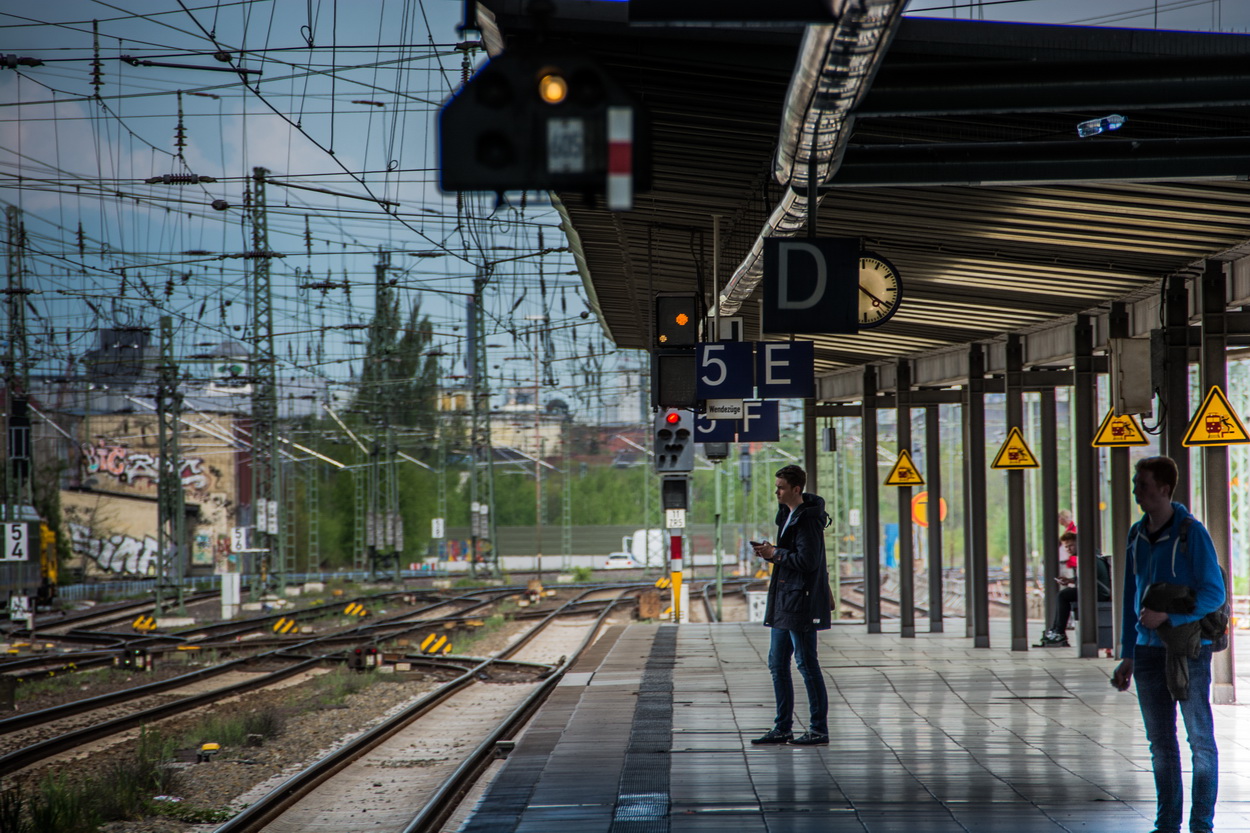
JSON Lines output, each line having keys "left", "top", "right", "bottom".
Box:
{"left": 459, "top": 620, "right": 1250, "bottom": 833}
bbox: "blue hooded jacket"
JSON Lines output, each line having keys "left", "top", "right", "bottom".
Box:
{"left": 1121, "top": 502, "right": 1225, "bottom": 660}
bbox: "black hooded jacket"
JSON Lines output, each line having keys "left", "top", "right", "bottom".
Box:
{"left": 762, "top": 492, "right": 833, "bottom": 632}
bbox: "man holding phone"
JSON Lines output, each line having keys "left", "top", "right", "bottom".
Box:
{"left": 749, "top": 464, "right": 833, "bottom": 747}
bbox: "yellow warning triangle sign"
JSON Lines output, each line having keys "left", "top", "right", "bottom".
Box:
{"left": 1183, "top": 385, "right": 1250, "bottom": 447}
{"left": 991, "top": 426, "right": 1039, "bottom": 469}
{"left": 1092, "top": 410, "right": 1149, "bottom": 447}
{"left": 884, "top": 449, "right": 924, "bottom": 486}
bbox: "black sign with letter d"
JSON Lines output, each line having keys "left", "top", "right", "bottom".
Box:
{"left": 762, "top": 238, "right": 858, "bottom": 334}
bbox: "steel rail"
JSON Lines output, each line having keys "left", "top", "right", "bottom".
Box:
{"left": 210, "top": 587, "right": 638, "bottom": 833}
{"left": 401, "top": 592, "right": 635, "bottom": 833}
{"left": 0, "top": 654, "right": 330, "bottom": 779}
{"left": 0, "top": 587, "right": 522, "bottom": 740}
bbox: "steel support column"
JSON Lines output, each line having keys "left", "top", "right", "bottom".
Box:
{"left": 965, "top": 345, "right": 989, "bottom": 648}
{"left": 1108, "top": 303, "right": 1133, "bottom": 656}
{"left": 863, "top": 365, "right": 882, "bottom": 634}
{"left": 1005, "top": 335, "right": 1028, "bottom": 651}
{"left": 1074, "top": 314, "right": 1100, "bottom": 658}
{"left": 1040, "top": 388, "right": 1059, "bottom": 630}
{"left": 896, "top": 360, "right": 915, "bottom": 638}
{"left": 804, "top": 398, "right": 818, "bottom": 495}
{"left": 925, "top": 404, "right": 944, "bottom": 632}
{"left": 1163, "top": 275, "right": 1192, "bottom": 507}
{"left": 1200, "top": 262, "right": 1236, "bottom": 704}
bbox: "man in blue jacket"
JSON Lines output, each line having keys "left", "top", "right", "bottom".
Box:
{"left": 750, "top": 465, "right": 833, "bottom": 747}
{"left": 1112, "top": 456, "right": 1224, "bottom": 833}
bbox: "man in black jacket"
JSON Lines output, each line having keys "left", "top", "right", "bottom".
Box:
{"left": 750, "top": 464, "right": 833, "bottom": 747}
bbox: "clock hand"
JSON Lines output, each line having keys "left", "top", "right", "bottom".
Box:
{"left": 859, "top": 285, "right": 888, "bottom": 307}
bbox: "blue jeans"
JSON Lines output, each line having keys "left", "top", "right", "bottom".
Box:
{"left": 768, "top": 628, "right": 828, "bottom": 735}
{"left": 1134, "top": 644, "right": 1218, "bottom": 833}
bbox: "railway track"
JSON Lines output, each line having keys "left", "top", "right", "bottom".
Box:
{"left": 0, "top": 586, "right": 553, "bottom": 777}
{"left": 211, "top": 586, "right": 637, "bottom": 833}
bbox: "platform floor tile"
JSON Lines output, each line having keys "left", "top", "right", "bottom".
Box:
{"left": 460, "top": 620, "right": 1250, "bottom": 833}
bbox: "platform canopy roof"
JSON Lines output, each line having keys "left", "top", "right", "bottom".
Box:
{"left": 475, "top": 3, "right": 1250, "bottom": 387}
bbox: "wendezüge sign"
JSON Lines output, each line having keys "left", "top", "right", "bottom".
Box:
{"left": 762, "top": 238, "right": 858, "bottom": 334}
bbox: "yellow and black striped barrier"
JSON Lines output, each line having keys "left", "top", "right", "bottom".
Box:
{"left": 420, "top": 633, "right": 452, "bottom": 655}
{"left": 273, "top": 617, "right": 298, "bottom": 634}
{"left": 344, "top": 602, "right": 367, "bottom": 617}
{"left": 132, "top": 615, "right": 157, "bottom": 632}
{"left": 654, "top": 577, "right": 671, "bottom": 589}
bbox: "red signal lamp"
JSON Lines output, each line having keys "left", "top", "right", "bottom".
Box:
{"left": 665, "top": 412, "right": 680, "bottom": 424}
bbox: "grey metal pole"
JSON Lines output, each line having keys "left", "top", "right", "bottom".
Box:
{"left": 804, "top": 398, "right": 818, "bottom": 495}
{"left": 1163, "top": 275, "right": 1192, "bottom": 507}
{"left": 1200, "top": 261, "right": 1236, "bottom": 705}
{"left": 1040, "top": 388, "right": 1060, "bottom": 635}
{"left": 863, "top": 366, "right": 882, "bottom": 634}
{"left": 1074, "top": 314, "right": 1100, "bottom": 659}
{"left": 925, "top": 404, "right": 944, "bottom": 632}
{"left": 1005, "top": 335, "right": 1028, "bottom": 651}
{"left": 896, "top": 360, "right": 915, "bottom": 638}
{"left": 966, "top": 345, "right": 990, "bottom": 648}
{"left": 1107, "top": 303, "right": 1132, "bottom": 658}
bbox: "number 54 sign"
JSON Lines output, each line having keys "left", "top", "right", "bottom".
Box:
{"left": 2, "top": 524, "right": 28, "bottom": 562}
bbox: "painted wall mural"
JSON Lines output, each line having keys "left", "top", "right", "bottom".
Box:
{"left": 68, "top": 522, "right": 159, "bottom": 576}
{"left": 81, "top": 441, "right": 212, "bottom": 491}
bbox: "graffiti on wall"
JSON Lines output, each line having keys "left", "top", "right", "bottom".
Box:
{"left": 68, "top": 522, "right": 160, "bottom": 576}
{"left": 82, "top": 441, "right": 211, "bottom": 490}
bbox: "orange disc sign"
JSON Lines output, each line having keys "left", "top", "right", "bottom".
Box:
{"left": 911, "top": 491, "right": 948, "bottom": 528}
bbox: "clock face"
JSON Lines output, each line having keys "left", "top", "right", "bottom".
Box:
{"left": 858, "top": 253, "right": 901, "bottom": 329}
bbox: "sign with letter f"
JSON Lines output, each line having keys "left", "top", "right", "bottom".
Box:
{"left": 762, "top": 237, "right": 858, "bottom": 334}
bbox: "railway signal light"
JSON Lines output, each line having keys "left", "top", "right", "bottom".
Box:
{"left": 439, "top": 45, "right": 648, "bottom": 209}
{"left": 654, "top": 409, "right": 694, "bottom": 473}
{"left": 655, "top": 294, "right": 698, "bottom": 347}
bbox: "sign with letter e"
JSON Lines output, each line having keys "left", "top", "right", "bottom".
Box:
{"left": 756, "top": 341, "right": 814, "bottom": 398}
{"left": 762, "top": 238, "right": 857, "bottom": 334}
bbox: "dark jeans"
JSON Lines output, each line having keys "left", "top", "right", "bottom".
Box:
{"left": 1049, "top": 586, "right": 1079, "bottom": 632}
{"left": 1134, "top": 644, "right": 1218, "bottom": 833}
{"left": 767, "top": 627, "right": 828, "bottom": 736}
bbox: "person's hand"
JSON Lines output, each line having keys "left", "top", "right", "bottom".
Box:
{"left": 752, "top": 541, "right": 775, "bottom": 561}
{"left": 1111, "top": 658, "right": 1133, "bottom": 691}
{"left": 1139, "top": 608, "right": 1169, "bottom": 629}
{"left": 1054, "top": 576, "right": 1074, "bottom": 587}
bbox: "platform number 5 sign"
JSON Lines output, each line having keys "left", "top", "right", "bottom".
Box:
{"left": 3, "top": 524, "right": 28, "bottom": 562}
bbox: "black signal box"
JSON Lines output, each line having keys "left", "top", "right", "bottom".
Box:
{"left": 655, "top": 293, "right": 698, "bottom": 347}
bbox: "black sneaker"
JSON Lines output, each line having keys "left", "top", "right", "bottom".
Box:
{"left": 788, "top": 732, "right": 829, "bottom": 746}
{"left": 750, "top": 729, "right": 793, "bottom": 745}
{"left": 1036, "top": 630, "right": 1070, "bottom": 648}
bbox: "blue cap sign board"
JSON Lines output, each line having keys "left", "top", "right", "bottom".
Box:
{"left": 762, "top": 238, "right": 858, "bottom": 334}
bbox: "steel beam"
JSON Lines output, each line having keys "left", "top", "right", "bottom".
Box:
{"left": 897, "top": 360, "right": 915, "bottom": 638}
{"left": 1073, "top": 315, "right": 1100, "bottom": 658}
{"left": 863, "top": 365, "right": 882, "bottom": 634}
{"left": 926, "top": 403, "right": 944, "bottom": 633}
{"left": 858, "top": 53, "right": 1250, "bottom": 118}
{"left": 1107, "top": 303, "right": 1132, "bottom": 657}
{"left": 1200, "top": 261, "right": 1236, "bottom": 705}
{"left": 1040, "top": 388, "right": 1059, "bottom": 632}
{"left": 828, "top": 136, "right": 1250, "bottom": 188}
{"left": 1162, "top": 275, "right": 1192, "bottom": 506}
{"left": 965, "top": 345, "right": 989, "bottom": 648}
{"left": 1005, "top": 335, "right": 1028, "bottom": 651}
{"left": 804, "top": 399, "right": 818, "bottom": 495}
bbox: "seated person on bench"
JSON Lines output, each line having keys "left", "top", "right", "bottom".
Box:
{"left": 1038, "top": 532, "right": 1111, "bottom": 647}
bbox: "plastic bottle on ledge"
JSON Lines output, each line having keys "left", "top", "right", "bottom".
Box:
{"left": 1077, "top": 114, "right": 1126, "bottom": 138}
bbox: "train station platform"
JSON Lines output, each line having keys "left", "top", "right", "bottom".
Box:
{"left": 460, "top": 620, "right": 1250, "bottom": 833}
